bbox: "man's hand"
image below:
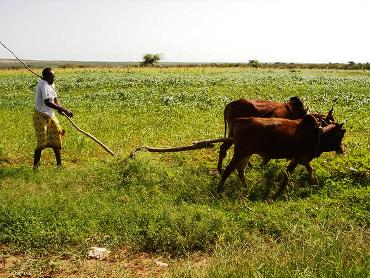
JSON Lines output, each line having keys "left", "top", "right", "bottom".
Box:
{"left": 59, "top": 108, "right": 74, "bottom": 117}
{"left": 44, "top": 98, "right": 74, "bottom": 117}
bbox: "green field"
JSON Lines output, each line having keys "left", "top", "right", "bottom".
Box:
{"left": 0, "top": 67, "right": 369, "bottom": 277}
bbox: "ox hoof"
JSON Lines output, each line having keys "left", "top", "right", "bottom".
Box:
{"left": 273, "top": 187, "right": 286, "bottom": 199}
{"left": 273, "top": 192, "right": 288, "bottom": 200}
{"left": 309, "top": 177, "right": 318, "bottom": 185}
{"left": 216, "top": 184, "right": 224, "bottom": 193}
{"left": 209, "top": 169, "right": 219, "bottom": 176}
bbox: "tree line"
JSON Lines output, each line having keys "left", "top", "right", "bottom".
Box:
{"left": 1, "top": 55, "right": 369, "bottom": 70}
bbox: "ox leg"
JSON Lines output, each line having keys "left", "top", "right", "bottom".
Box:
{"left": 303, "top": 162, "right": 317, "bottom": 185}
{"left": 277, "top": 159, "right": 298, "bottom": 195}
{"left": 218, "top": 156, "right": 240, "bottom": 192}
{"left": 217, "top": 141, "right": 233, "bottom": 174}
{"left": 236, "top": 156, "right": 251, "bottom": 188}
{"left": 261, "top": 157, "right": 271, "bottom": 165}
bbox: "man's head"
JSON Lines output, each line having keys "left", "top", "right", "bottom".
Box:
{"left": 42, "top": 67, "right": 55, "bottom": 85}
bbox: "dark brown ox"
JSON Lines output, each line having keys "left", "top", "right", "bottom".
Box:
{"left": 218, "top": 96, "right": 308, "bottom": 173}
{"left": 218, "top": 114, "right": 345, "bottom": 195}
{"left": 255, "top": 108, "right": 336, "bottom": 167}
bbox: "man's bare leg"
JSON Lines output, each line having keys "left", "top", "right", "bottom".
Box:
{"left": 53, "top": 148, "right": 62, "bottom": 166}
{"left": 33, "top": 148, "right": 42, "bottom": 169}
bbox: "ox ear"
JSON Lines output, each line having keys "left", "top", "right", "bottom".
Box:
{"left": 337, "top": 123, "right": 346, "bottom": 133}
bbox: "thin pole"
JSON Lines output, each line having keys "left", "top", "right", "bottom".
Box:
{"left": 0, "top": 41, "right": 42, "bottom": 78}
{"left": 62, "top": 112, "right": 115, "bottom": 156}
{"left": 0, "top": 41, "right": 116, "bottom": 156}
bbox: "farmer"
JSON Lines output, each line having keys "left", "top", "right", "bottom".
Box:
{"left": 33, "top": 67, "right": 74, "bottom": 169}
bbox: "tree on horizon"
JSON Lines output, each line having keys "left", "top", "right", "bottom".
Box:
{"left": 141, "top": 54, "right": 161, "bottom": 66}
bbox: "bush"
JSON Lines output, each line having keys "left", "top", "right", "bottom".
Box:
{"left": 141, "top": 54, "right": 161, "bottom": 66}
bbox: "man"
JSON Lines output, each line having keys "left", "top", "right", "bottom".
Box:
{"left": 33, "top": 67, "right": 74, "bottom": 169}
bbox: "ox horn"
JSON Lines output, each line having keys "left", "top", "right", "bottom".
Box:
{"left": 325, "top": 107, "right": 334, "bottom": 122}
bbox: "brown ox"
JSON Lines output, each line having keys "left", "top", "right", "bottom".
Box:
{"left": 218, "top": 114, "right": 345, "bottom": 195}
{"left": 223, "top": 97, "right": 307, "bottom": 138}
{"left": 218, "top": 96, "right": 334, "bottom": 173}
{"left": 218, "top": 97, "right": 307, "bottom": 173}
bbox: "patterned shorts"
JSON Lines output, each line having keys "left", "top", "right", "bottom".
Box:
{"left": 33, "top": 110, "right": 65, "bottom": 150}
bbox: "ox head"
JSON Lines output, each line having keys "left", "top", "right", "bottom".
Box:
{"left": 320, "top": 122, "right": 346, "bottom": 155}
{"left": 288, "top": 96, "right": 308, "bottom": 119}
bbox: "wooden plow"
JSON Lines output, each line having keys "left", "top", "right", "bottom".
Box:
{"left": 130, "top": 137, "right": 232, "bottom": 157}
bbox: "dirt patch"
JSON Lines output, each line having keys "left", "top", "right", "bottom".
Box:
{"left": 0, "top": 244, "right": 213, "bottom": 277}
{"left": 0, "top": 247, "right": 173, "bottom": 278}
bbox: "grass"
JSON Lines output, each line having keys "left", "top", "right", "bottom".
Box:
{"left": 0, "top": 67, "right": 369, "bottom": 277}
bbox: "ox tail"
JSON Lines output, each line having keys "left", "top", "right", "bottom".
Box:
{"left": 223, "top": 105, "right": 228, "bottom": 138}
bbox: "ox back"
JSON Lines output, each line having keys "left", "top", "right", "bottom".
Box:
{"left": 224, "top": 96, "right": 307, "bottom": 137}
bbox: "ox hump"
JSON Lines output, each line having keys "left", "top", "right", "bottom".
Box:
{"left": 300, "top": 114, "right": 319, "bottom": 128}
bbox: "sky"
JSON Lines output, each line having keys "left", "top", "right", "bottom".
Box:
{"left": 0, "top": 0, "right": 369, "bottom": 63}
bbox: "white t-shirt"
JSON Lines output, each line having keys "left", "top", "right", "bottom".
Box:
{"left": 35, "top": 79, "right": 57, "bottom": 117}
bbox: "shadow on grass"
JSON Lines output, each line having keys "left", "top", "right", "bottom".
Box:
{"left": 217, "top": 159, "right": 329, "bottom": 202}
{"left": 333, "top": 169, "right": 370, "bottom": 186}
{"left": 119, "top": 154, "right": 368, "bottom": 205}
{"left": 0, "top": 164, "right": 34, "bottom": 181}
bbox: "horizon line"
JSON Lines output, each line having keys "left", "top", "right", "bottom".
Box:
{"left": 1, "top": 58, "right": 368, "bottom": 65}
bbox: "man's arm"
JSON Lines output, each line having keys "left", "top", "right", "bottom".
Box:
{"left": 44, "top": 98, "right": 74, "bottom": 117}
